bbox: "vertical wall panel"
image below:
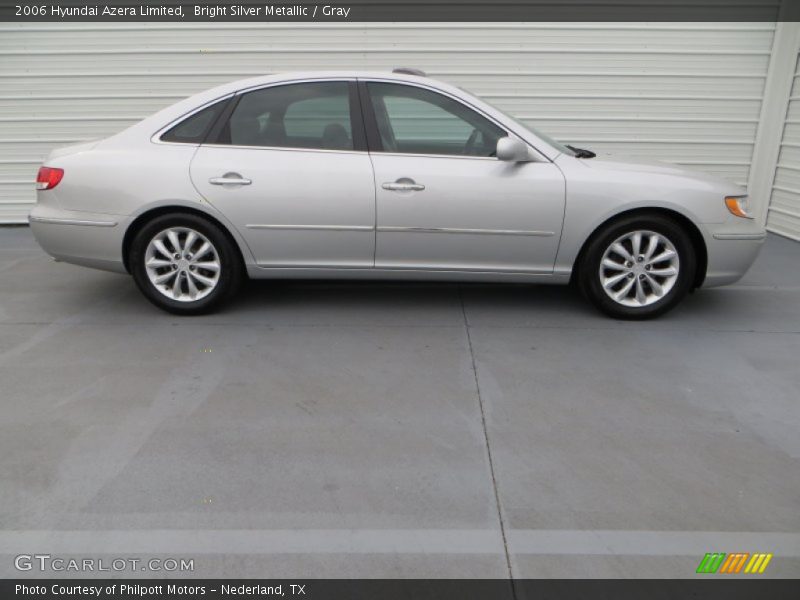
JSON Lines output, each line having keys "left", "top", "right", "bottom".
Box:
{"left": 0, "top": 22, "right": 776, "bottom": 223}
{"left": 767, "top": 51, "right": 800, "bottom": 239}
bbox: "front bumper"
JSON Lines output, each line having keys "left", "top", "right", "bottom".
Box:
{"left": 29, "top": 204, "right": 129, "bottom": 274}
{"left": 702, "top": 221, "right": 767, "bottom": 287}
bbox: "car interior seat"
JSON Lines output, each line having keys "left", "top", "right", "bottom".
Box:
{"left": 321, "top": 122, "right": 351, "bottom": 150}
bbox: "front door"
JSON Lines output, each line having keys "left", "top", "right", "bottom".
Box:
{"left": 364, "top": 81, "right": 566, "bottom": 274}
{"left": 190, "top": 80, "right": 376, "bottom": 269}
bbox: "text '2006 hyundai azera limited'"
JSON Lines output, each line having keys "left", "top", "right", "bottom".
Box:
{"left": 29, "top": 69, "right": 766, "bottom": 319}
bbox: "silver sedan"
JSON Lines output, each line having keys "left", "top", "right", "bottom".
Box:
{"left": 29, "top": 69, "right": 766, "bottom": 319}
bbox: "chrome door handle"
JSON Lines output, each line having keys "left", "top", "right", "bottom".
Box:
{"left": 382, "top": 182, "right": 425, "bottom": 192}
{"left": 209, "top": 175, "right": 252, "bottom": 186}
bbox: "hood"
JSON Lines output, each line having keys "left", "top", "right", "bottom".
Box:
{"left": 567, "top": 154, "right": 746, "bottom": 195}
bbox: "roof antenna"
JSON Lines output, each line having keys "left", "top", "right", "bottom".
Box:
{"left": 392, "top": 67, "right": 427, "bottom": 77}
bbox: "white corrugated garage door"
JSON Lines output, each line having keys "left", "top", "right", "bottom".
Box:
{"left": 767, "top": 49, "right": 800, "bottom": 240}
{"left": 0, "top": 22, "right": 776, "bottom": 223}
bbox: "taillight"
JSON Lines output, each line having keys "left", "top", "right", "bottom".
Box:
{"left": 36, "top": 166, "right": 64, "bottom": 191}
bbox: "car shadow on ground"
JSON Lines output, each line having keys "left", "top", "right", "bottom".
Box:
{"left": 237, "top": 278, "right": 590, "bottom": 312}
{"left": 25, "top": 266, "right": 758, "bottom": 327}
{"left": 227, "top": 278, "right": 731, "bottom": 324}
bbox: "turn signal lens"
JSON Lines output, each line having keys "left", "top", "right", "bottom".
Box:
{"left": 725, "top": 195, "right": 752, "bottom": 219}
{"left": 36, "top": 166, "right": 64, "bottom": 191}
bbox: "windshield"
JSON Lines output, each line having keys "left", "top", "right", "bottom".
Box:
{"left": 477, "top": 95, "right": 577, "bottom": 157}
{"left": 523, "top": 123, "right": 577, "bottom": 157}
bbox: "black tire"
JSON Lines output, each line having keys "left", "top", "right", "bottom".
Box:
{"left": 130, "top": 213, "right": 244, "bottom": 315}
{"left": 577, "top": 214, "right": 697, "bottom": 320}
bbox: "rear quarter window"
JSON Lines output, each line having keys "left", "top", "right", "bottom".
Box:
{"left": 160, "top": 99, "right": 228, "bottom": 144}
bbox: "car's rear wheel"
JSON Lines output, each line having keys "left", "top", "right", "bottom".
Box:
{"left": 578, "top": 214, "right": 696, "bottom": 319}
{"left": 130, "top": 213, "right": 243, "bottom": 315}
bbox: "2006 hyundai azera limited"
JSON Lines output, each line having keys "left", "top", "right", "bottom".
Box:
{"left": 29, "top": 69, "right": 766, "bottom": 319}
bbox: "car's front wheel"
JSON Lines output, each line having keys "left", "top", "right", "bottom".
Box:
{"left": 130, "top": 213, "right": 243, "bottom": 315}
{"left": 578, "top": 214, "right": 697, "bottom": 319}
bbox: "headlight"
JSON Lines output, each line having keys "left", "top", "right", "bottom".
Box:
{"left": 725, "top": 195, "right": 753, "bottom": 219}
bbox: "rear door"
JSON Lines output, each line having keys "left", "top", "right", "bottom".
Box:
{"left": 189, "top": 80, "right": 376, "bottom": 269}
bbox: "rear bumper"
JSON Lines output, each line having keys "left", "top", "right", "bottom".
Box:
{"left": 702, "top": 226, "right": 767, "bottom": 287}
{"left": 29, "top": 204, "right": 128, "bottom": 274}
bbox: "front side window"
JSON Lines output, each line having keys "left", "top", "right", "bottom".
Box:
{"left": 215, "top": 81, "right": 355, "bottom": 151}
{"left": 367, "top": 82, "right": 505, "bottom": 157}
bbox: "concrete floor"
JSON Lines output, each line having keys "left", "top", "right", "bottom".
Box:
{"left": 0, "top": 227, "right": 798, "bottom": 579}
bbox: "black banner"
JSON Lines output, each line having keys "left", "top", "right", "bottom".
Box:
{"left": 3, "top": 579, "right": 800, "bottom": 600}
{"left": 1, "top": 0, "right": 799, "bottom": 22}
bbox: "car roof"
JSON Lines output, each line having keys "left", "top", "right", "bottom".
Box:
{"left": 241, "top": 69, "right": 431, "bottom": 82}
{"left": 209, "top": 70, "right": 435, "bottom": 94}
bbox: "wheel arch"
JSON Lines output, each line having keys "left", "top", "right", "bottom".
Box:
{"left": 122, "top": 205, "right": 249, "bottom": 274}
{"left": 570, "top": 207, "right": 708, "bottom": 289}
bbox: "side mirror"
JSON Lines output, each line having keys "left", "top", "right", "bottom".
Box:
{"left": 496, "top": 136, "right": 532, "bottom": 162}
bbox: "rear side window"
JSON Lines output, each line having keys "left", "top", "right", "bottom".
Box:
{"left": 160, "top": 99, "right": 228, "bottom": 144}
{"left": 215, "top": 81, "right": 355, "bottom": 151}
{"left": 284, "top": 94, "right": 351, "bottom": 143}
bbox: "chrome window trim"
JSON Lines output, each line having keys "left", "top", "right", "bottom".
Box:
{"left": 201, "top": 143, "right": 368, "bottom": 156}
{"left": 372, "top": 152, "right": 502, "bottom": 162}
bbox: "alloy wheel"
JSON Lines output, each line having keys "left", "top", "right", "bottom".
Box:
{"left": 144, "top": 227, "right": 221, "bottom": 302}
{"left": 598, "top": 230, "right": 680, "bottom": 308}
